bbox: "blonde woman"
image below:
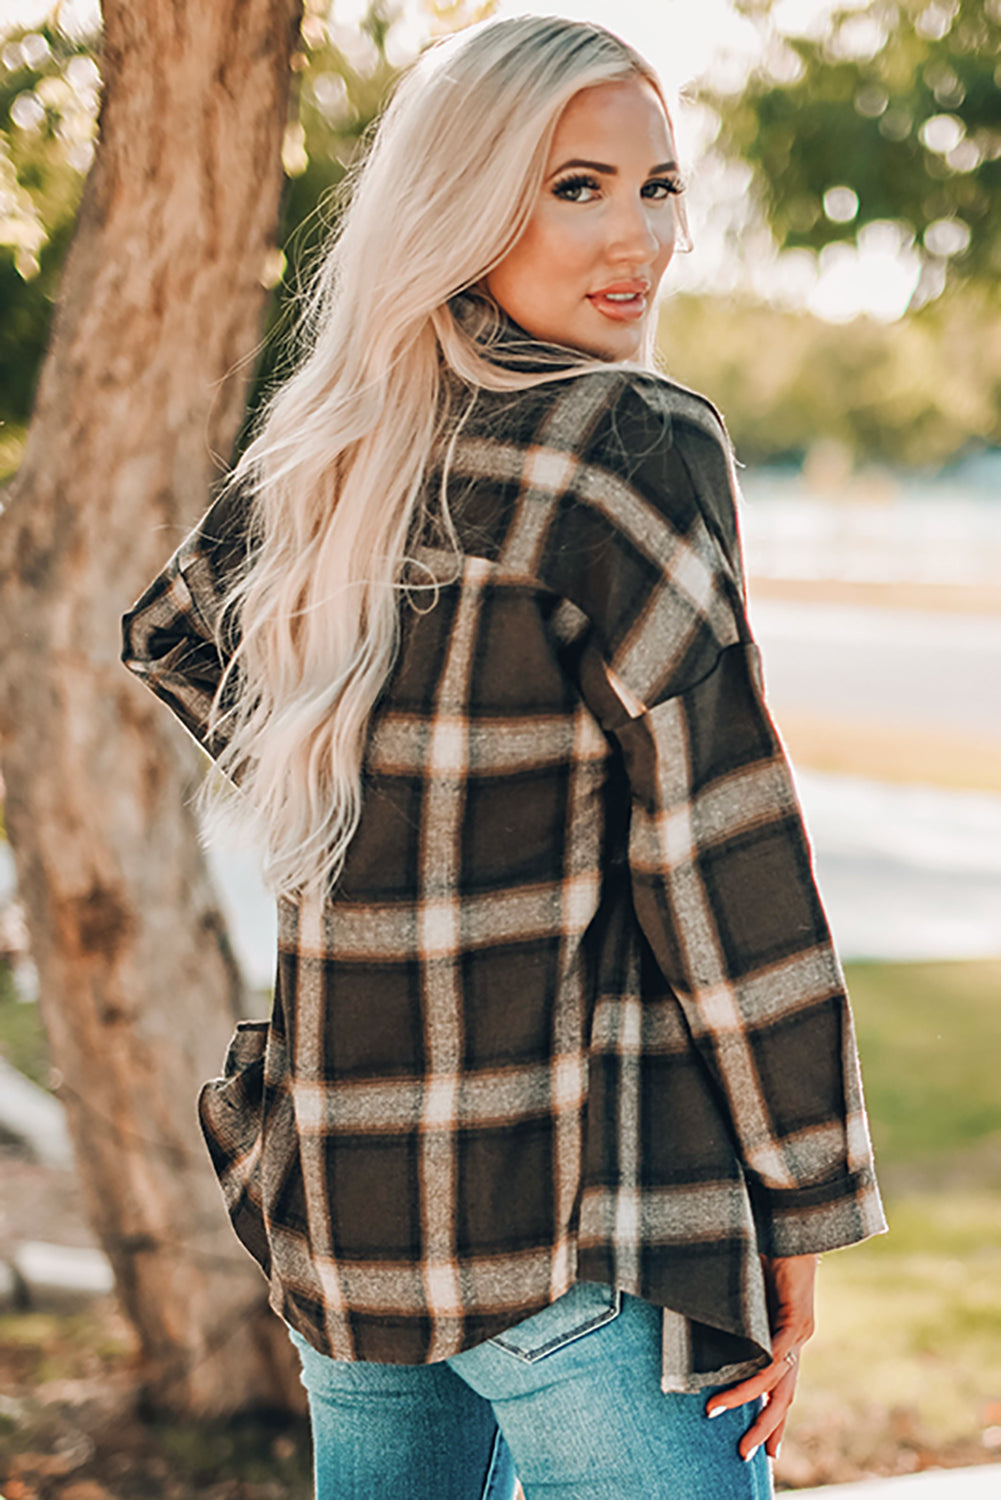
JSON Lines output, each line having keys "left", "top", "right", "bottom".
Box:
{"left": 121, "top": 15, "right": 886, "bottom": 1499}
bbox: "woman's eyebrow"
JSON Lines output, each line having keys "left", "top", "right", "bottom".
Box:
{"left": 547, "top": 157, "right": 679, "bottom": 179}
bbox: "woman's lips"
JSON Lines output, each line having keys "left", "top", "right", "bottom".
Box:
{"left": 586, "top": 288, "right": 648, "bottom": 322}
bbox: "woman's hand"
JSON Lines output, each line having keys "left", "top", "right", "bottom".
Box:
{"left": 704, "top": 1251, "right": 819, "bottom": 1462}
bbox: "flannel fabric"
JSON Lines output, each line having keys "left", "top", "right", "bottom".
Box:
{"left": 120, "top": 336, "right": 886, "bottom": 1393}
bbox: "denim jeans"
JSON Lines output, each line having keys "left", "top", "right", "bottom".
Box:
{"left": 285, "top": 1279, "right": 774, "bottom": 1499}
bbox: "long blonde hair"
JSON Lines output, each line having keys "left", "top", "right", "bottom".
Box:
{"left": 199, "top": 15, "right": 688, "bottom": 900}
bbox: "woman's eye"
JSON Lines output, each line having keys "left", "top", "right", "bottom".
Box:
{"left": 643, "top": 177, "right": 686, "bottom": 200}
{"left": 552, "top": 174, "right": 601, "bottom": 203}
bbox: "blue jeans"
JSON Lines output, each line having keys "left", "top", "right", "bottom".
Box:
{"left": 285, "top": 1280, "right": 774, "bottom": 1499}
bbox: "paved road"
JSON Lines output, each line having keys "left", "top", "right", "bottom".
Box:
{"left": 749, "top": 599, "right": 1001, "bottom": 743}
{"left": 739, "top": 480, "right": 1001, "bottom": 597}
{"left": 795, "top": 771, "right": 1001, "bottom": 963}
{"left": 746, "top": 598, "right": 1001, "bottom": 962}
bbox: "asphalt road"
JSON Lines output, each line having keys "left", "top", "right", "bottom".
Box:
{"left": 749, "top": 599, "right": 1001, "bottom": 743}
{"left": 792, "top": 771, "right": 1001, "bottom": 964}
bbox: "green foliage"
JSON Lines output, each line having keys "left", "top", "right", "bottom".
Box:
{"left": 842, "top": 958, "right": 1001, "bottom": 1165}
{"left": 0, "top": 23, "right": 98, "bottom": 451}
{"left": 0, "top": 2, "right": 409, "bottom": 478}
{"left": 657, "top": 286, "right": 1001, "bottom": 466}
{"left": 3, "top": 1, "right": 997, "bottom": 475}
{"left": 710, "top": 0, "right": 1001, "bottom": 298}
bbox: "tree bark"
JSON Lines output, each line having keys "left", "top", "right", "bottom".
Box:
{"left": 0, "top": 0, "right": 305, "bottom": 1417}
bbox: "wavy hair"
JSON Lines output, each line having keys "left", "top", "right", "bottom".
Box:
{"left": 197, "top": 14, "right": 690, "bottom": 899}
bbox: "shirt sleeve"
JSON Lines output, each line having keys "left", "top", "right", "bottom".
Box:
{"left": 119, "top": 478, "right": 252, "bottom": 763}
{"left": 554, "top": 374, "right": 887, "bottom": 1258}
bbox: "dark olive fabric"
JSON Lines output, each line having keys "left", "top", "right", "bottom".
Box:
{"left": 120, "top": 356, "right": 885, "bottom": 1392}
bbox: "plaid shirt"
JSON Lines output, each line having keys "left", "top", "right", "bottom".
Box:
{"left": 121, "top": 340, "right": 886, "bottom": 1393}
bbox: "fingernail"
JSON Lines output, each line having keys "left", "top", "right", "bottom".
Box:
{"left": 707, "top": 1406, "right": 726, "bottom": 1419}
{"left": 744, "top": 1444, "right": 760, "bottom": 1463}
{"left": 775, "top": 1442, "right": 782, "bottom": 1459}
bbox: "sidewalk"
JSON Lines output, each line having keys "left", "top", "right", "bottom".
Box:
{"left": 791, "top": 1464, "right": 1000, "bottom": 1497}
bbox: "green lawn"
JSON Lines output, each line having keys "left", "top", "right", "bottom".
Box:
{"left": 796, "top": 1190, "right": 1001, "bottom": 1449}
{"left": 781, "top": 960, "right": 1001, "bottom": 1478}
{"left": 845, "top": 958, "right": 1001, "bottom": 1166}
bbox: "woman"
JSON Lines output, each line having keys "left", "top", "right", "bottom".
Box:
{"left": 121, "top": 15, "right": 886, "bottom": 1499}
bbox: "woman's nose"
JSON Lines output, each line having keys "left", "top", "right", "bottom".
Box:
{"left": 606, "top": 195, "right": 668, "bottom": 264}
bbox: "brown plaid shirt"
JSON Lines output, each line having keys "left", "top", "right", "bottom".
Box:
{"left": 121, "top": 342, "right": 886, "bottom": 1393}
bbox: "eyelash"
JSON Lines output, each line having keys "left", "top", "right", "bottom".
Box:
{"left": 551, "top": 173, "right": 686, "bottom": 203}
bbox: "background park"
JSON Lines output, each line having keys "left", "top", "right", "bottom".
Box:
{"left": 0, "top": 0, "right": 999, "bottom": 1495}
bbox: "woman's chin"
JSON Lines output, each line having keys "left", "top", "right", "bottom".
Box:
{"left": 578, "top": 330, "right": 645, "bottom": 363}
{"left": 575, "top": 308, "right": 647, "bottom": 362}
{"left": 535, "top": 317, "right": 640, "bottom": 363}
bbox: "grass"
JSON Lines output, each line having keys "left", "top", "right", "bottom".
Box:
{"left": 0, "top": 1305, "right": 134, "bottom": 1381}
{"left": 844, "top": 959, "right": 1001, "bottom": 1165}
{"left": 798, "top": 1190, "right": 1001, "bottom": 1447}
{"left": 775, "top": 960, "right": 1001, "bottom": 1479}
{"left": 780, "top": 1207, "right": 1001, "bottom": 1487}
{"left": 0, "top": 1301, "right": 314, "bottom": 1495}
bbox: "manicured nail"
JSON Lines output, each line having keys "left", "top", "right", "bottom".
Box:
{"left": 775, "top": 1442, "right": 782, "bottom": 1459}
{"left": 744, "top": 1445, "right": 760, "bottom": 1463}
{"left": 707, "top": 1406, "right": 726, "bottom": 1419}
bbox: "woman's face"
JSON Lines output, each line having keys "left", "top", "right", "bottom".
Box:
{"left": 485, "top": 76, "right": 683, "bottom": 362}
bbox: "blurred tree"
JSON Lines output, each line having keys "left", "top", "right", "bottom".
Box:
{"left": 0, "top": 0, "right": 492, "bottom": 1419}
{"left": 658, "top": 282, "right": 1001, "bottom": 467}
{"left": 0, "top": 0, "right": 309, "bottom": 1416}
{"left": 708, "top": 0, "right": 1001, "bottom": 303}
{"left": 0, "top": 0, "right": 310, "bottom": 1419}
{"left": 0, "top": 24, "right": 97, "bottom": 475}
{"left": 0, "top": 0, "right": 495, "bottom": 480}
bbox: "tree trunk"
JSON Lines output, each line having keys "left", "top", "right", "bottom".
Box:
{"left": 0, "top": 0, "right": 305, "bottom": 1417}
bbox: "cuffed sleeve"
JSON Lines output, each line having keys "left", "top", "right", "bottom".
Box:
{"left": 119, "top": 478, "right": 252, "bottom": 762}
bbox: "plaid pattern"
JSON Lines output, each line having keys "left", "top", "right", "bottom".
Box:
{"left": 121, "top": 350, "right": 886, "bottom": 1393}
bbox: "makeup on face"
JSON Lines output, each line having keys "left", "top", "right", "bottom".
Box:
{"left": 485, "top": 77, "right": 683, "bottom": 361}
